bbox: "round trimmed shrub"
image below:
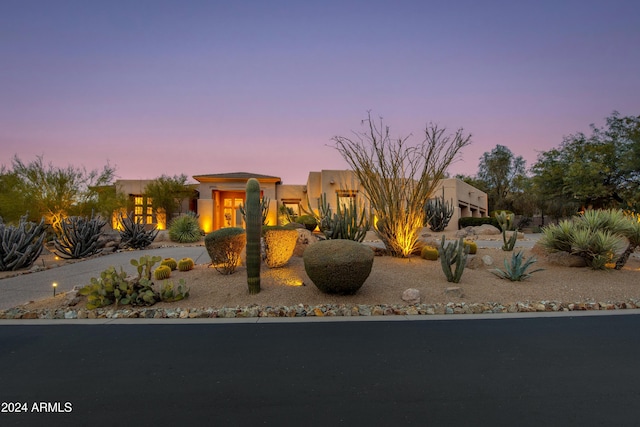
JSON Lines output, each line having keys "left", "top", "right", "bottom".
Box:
{"left": 161, "top": 257, "right": 178, "bottom": 270}
{"left": 420, "top": 245, "right": 439, "bottom": 260}
{"left": 463, "top": 240, "right": 477, "bottom": 255}
{"left": 168, "top": 214, "right": 202, "bottom": 243}
{"left": 295, "top": 215, "right": 318, "bottom": 232}
{"left": 177, "top": 257, "right": 194, "bottom": 271}
{"left": 264, "top": 228, "right": 298, "bottom": 268}
{"left": 154, "top": 265, "right": 172, "bottom": 280}
{"left": 204, "top": 227, "right": 246, "bottom": 275}
{"left": 303, "top": 239, "right": 374, "bottom": 295}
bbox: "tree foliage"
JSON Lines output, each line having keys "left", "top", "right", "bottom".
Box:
{"left": 476, "top": 144, "right": 527, "bottom": 211}
{"left": 4, "top": 156, "right": 119, "bottom": 232}
{"left": 532, "top": 112, "right": 640, "bottom": 212}
{"left": 333, "top": 112, "right": 471, "bottom": 257}
{"left": 143, "top": 174, "right": 194, "bottom": 222}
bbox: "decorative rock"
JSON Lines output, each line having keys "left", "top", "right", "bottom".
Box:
{"left": 445, "top": 286, "right": 464, "bottom": 298}
{"left": 293, "top": 229, "right": 318, "bottom": 257}
{"left": 481, "top": 255, "right": 494, "bottom": 266}
{"left": 402, "top": 288, "right": 421, "bottom": 304}
{"left": 473, "top": 224, "right": 501, "bottom": 235}
{"left": 546, "top": 252, "right": 587, "bottom": 267}
{"left": 466, "top": 255, "right": 484, "bottom": 269}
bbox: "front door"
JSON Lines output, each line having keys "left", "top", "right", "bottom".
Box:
{"left": 221, "top": 192, "right": 245, "bottom": 228}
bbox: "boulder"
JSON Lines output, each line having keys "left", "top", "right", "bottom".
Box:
{"left": 292, "top": 229, "right": 319, "bottom": 257}
{"left": 546, "top": 252, "right": 587, "bottom": 268}
{"left": 444, "top": 286, "right": 464, "bottom": 298}
{"left": 402, "top": 288, "right": 421, "bottom": 304}
{"left": 473, "top": 224, "right": 501, "bottom": 235}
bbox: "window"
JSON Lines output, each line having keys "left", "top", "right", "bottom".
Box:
{"left": 131, "top": 195, "right": 155, "bottom": 225}
{"left": 336, "top": 190, "right": 357, "bottom": 210}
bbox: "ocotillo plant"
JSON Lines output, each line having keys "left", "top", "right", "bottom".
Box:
{"left": 245, "top": 178, "right": 261, "bottom": 294}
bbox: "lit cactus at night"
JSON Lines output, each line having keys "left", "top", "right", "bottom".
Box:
{"left": 245, "top": 178, "right": 261, "bottom": 294}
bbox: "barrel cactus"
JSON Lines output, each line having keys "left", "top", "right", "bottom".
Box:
{"left": 204, "top": 227, "right": 246, "bottom": 275}
{"left": 245, "top": 178, "right": 262, "bottom": 293}
{"left": 161, "top": 257, "right": 178, "bottom": 270}
{"left": 177, "top": 257, "right": 194, "bottom": 271}
{"left": 263, "top": 227, "right": 298, "bottom": 268}
{"left": 420, "top": 245, "right": 439, "bottom": 261}
{"left": 463, "top": 240, "right": 477, "bottom": 255}
{"left": 303, "top": 239, "right": 374, "bottom": 295}
{"left": 154, "top": 265, "right": 172, "bottom": 280}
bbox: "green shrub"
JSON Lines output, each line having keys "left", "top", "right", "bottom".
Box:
{"left": 154, "top": 265, "right": 172, "bottom": 280}
{"left": 177, "top": 257, "right": 194, "bottom": 271}
{"left": 303, "top": 239, "right": 374, "bottom": 294}
{"left": 491, "top": 251, "right": 544, "bottom": 281}
{"left": 295, "top": 215, "right": 317, "bottom": 232}
{"left": 168, "top": 213, "right": 202, "bottom": 243}
{"left": 161, "top": 257, "right": 177, "bottom": 270}
{"left": 264, "top": 228, "right": 298, "bottom": 268}
{"left": 204, "top": 227, "right": 246, "bottom": 275}
{"left": 458, "top": 217, "right": 499, "bottom": 229}
{"left": 420, "top": 245, "right": 439, "bottom": 260}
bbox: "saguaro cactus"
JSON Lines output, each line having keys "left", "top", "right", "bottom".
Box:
{"left": 245, "top": 178, "right": 261, "bottom": 294}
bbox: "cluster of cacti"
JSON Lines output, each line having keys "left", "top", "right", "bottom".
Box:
{"left": 463, "top": 239, "right": 478, "bottom": 254}
{"left": 131, "top": 255, "right": 162, "bottom": 280}
{"left": 204, "top": 227, "right": 246, "bottom": 275}
{"left": 0, "top": 215, "right": 46, "bottom": 271}
{"left": 263, "top": 227, "right": 298, "bottom": 268}
{"left": 495, "top": 211, "right": 517, "bottom": 251}
{"left": 161, "top": 257, "right": 178, "bottom": 270}
{"left": 245, "top": 178, "right": 262, "bottom": 293}
{"left": 177, "top": 257, "right": 194, "bottom": 271}
{"left": 322, "top": 198, "right": 370, "bottom": 242}
{"left": 159, "top": 279, "right": 190, "bottom": 302}
{"left": 53, "top": 213, "right": 107, "bottom": 259}
{"left": 420, "top": 245, "right": 439, "bottom": 260}
{"left": 491, "top": 251, "right": 544, "bottom": 281}
{"left": 240, "top": 196, "right": 270, "bottom": 225}
{"left": 425, "top": 196, "right": 454, "bottom": 232}
{"left": 117, "top": 211, "right": 159, "bottom": 249}
{"left": 437, "top": 236, "right": 469, "bottom": 283}
{"left": 168, "top": 213, "right": 202, "bottom": 243}
{"left": 78, "top": 255, "right": 189, "bottom": 309}
{"left": 154, "top": 265, "right": 172, "bottom": 280}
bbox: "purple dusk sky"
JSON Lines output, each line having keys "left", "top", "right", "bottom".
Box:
{"left": 1, "top": 0, "right": 639, "bottom": 185}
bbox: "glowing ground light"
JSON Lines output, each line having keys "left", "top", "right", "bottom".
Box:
{"left": 52, "top": 282, "right": 57, "bottom": 296}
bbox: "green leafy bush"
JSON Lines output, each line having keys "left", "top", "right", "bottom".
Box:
{"left": 204, "top": 227, "right": 246, "bottom": 275}
{"left": 295, "top": 215, "right": 317, "bottom": 232}
{"left": 491, "top": 251, "right": 544, "bottom": 281}
{"left": 168, "top": 213, "right": 202, "bottom": 243}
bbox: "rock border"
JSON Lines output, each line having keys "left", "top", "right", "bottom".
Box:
{"left": 1, "top": 300, "right": 639, "bottom": 320}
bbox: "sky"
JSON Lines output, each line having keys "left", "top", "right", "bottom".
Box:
{"left": 1, "top": 0, "right": 639, "bottom": 185}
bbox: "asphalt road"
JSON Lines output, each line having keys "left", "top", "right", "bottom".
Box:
{"left": 1, "top": 314, "right": 639, "bottom": 426}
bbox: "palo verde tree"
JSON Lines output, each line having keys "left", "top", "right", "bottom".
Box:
{"left": 8, "top": 155, "right": 118, "bottom": 233}
{"left": 143, "top": 174, "right": 194, "bottom": 223}
{"left": 333, "top": 112, "right": 472, "bottom": 257}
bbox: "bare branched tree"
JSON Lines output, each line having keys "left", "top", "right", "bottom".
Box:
{"left": 333, "top": 112, "right": 471, "bottom": 257}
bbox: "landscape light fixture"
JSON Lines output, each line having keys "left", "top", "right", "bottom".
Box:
{"left": 52, "top": 282, "right": 58, "bottom": 297}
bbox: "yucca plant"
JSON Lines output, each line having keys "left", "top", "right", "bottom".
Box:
{"left": 491, "top": 251, "right": 544, "bottom": 281}
{"left": 570, "top": 228, "right": 624, "bottom": 270}
{"left": 168, "top": 212, "right": 202, "bottom": 243}
{"left": 615, "top": 212, "right": 640, "bottom": 269}
{"left": 539, "top": 220, "right": 575, "bottom": 253}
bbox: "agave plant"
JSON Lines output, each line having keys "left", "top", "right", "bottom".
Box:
{"left": 491, "top": 251, "right": 544, "bottom": 281}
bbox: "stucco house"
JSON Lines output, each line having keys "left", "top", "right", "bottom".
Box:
{"left": 115, "top": 170, "right": 487, "bottom": 233}
{"left": 191, "top": 170, "right": 488, "bottom": 233}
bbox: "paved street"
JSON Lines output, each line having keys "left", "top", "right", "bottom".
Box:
{"left": 1, "top": 314, "right": 639, "bottom": 426}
